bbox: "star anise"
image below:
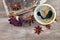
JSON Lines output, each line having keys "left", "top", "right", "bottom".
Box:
{"left": 25, "top": 15, "right": 35, "bottom": 26}
{"left": 34, "top": 26, "right": 43, "bottom": 35}
{"left": 11, "top": 2, "right": 20, "bottom": 10}
{"left": 45, "top": 24, "right": 51, "bottom": 29}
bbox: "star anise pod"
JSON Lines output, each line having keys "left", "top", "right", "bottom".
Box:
{"left": 45, "top": 24, "right": 51, "bottom": 29}
{"left": 11, "top": 2, "right": 20, "bottom": 10}
{"left": 25, "top": 15, "right": 34, "bottom": 26}
{"left": 34, "top": 26, "right": 43, "bottom": 35}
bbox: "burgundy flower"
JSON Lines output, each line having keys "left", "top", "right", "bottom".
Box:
{"left": 8, "top": 16, "right": 24, "bottom": 26}
{"left": 18, "top": 16, "right": 24, "bottom": 26}
{"left": 8, "top": 17, "right": 20, "bottom": 26}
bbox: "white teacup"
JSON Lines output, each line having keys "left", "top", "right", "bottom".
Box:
{"left": 34, "top": 4, "right": 56, "bottom": 25}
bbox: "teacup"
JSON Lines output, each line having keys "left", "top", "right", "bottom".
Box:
{"left": 34, "top": 4, "right": 56, "bottom": 25}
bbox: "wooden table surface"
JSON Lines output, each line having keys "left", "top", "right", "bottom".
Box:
{"left": 0, "top": 0, "right": 60, "bottom": 40}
